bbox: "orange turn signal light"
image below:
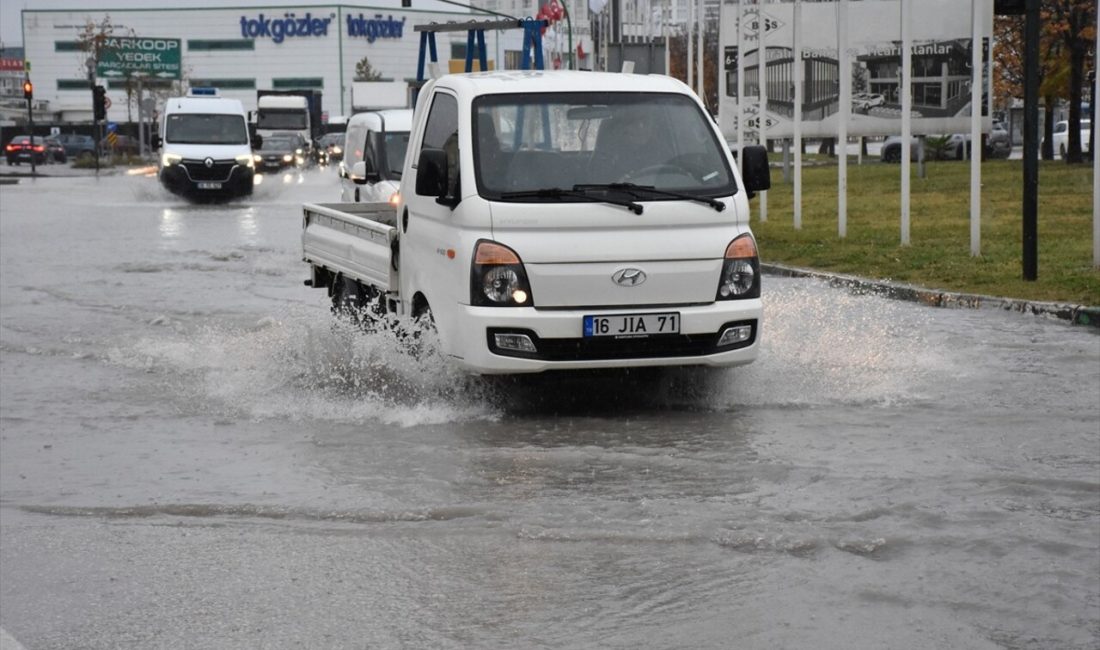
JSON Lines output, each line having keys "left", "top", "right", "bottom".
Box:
{"left": 724, "top": 235, "right": 758, "bottom": 259}
{"left": 474, "top": 241, "right": 521, "bottom": 265}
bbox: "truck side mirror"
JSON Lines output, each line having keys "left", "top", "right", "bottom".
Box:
{"left": 352, "top": 161, "right": 369, "bottom": 185}
{"left": 415, "top": 148, "right": 448, "bottom": 198}
{"left": 251, "top": 133, "right": 263, "bottom": 150}
{"left": 150, "top": 134, "right": 162, "bottom": 150}
{"left": 740, "top": 145, "right": 771, "bottom": 198}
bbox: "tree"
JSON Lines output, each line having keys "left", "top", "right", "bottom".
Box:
{"left": 1047, "top": 0, "right": 1096, "bottom": 163}
{"left": 354, "top": 56, "right": 385, "bottom": 82}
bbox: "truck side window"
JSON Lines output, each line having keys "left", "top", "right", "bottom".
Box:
{"left": 421, "top": 93, "right": 460, "bottom": 197}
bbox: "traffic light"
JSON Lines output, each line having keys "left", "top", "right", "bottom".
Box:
{"left": 22, "top": 79, "right": 32, "bottom": 100}
{"left": 93, "top": 85, "right": 106, "bottom": 121}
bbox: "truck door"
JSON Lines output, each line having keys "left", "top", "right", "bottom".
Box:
{"left": 403, "top": 91, "right": 463, "bottom": 325}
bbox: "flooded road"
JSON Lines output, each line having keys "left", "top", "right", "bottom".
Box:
{"left": 1, "top": 168, "right": 1097, "bottom": 649}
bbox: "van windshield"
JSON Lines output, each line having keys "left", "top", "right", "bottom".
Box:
{"left": 258, "top": 110, "right": 307, "bottom": 130}
{"left": 473, "top": 92, "right": 735, "bottom": 200}
{"left": 166, "top": 113, "right": 249, "bottom": 145}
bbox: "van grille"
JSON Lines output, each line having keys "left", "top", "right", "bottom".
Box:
{"left": 181, "top": 159, "right": 236, "bottom": 182}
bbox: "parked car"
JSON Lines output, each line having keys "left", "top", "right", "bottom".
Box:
{"left": 1048, "top": 119, "right": 1092, "bottom": 158}
{"left": 317, "top": 132, "right": 345, "bottom": 164}
{"left": 253, "top": 134, "right": 305, "bottom": 171}
{"left": 987, "top": 121, "right": 1012, "bottom": 159}
{"left": 53, "top": 133, "right": 96, "bottom": 160}
{"left": 852, "top": 92, "right": 886, "bottom": 113}
{"left": 4, "top": 135, "right": 50, "bottom": 165}
{"left": 44, "top": 137, "right": 67, "bottom": 163}
{"left": 99, "top": 134, "right": 140, "bottom": 157}
{"left": 880, "top": 135, "right": 923, "bottom": 162}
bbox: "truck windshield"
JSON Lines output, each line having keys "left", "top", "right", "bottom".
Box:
{"left": 473, "top": 92, "right": 735, "bottom": 200}
{"left": 257, "top": 110, "right": 307, "bottom": 130}
{"left": 165, "top": 113, "right": 249, "bottom": 145}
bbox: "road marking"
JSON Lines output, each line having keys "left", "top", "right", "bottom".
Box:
{"left": 0, "top": 628, "right": 27, "bottom": 650}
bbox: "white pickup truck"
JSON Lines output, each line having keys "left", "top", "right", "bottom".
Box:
{"left": 302, "top": 71, "right": 771, "bottom": 374}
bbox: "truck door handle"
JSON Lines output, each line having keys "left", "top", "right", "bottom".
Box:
{"left": 402, "top": 208, "right": 409, "bottom": 233}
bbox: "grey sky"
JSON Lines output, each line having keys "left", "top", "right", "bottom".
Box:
{"left": 1, "top": 0, "right": 461, "bottom": 50}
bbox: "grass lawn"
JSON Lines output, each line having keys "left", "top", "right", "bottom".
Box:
{"left": 754, "top": 159, "right": 1100, "bottom": 306}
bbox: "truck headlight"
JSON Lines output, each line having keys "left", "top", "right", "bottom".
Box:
{"left": 282, "top": 154, "right": 293, "bottom": 162}
{"left": 161, "top": 153, "right": 182, "bottom": 166}
{"left": 716, "top": 234, "right": 760, "bottom": 300}
{"left": 235, "top": 154, "right": 254, "bottom": 168}
{"left": 470, "top": 240, "right": 534, "bottom": 307}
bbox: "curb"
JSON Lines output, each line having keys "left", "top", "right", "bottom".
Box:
{"left": 761, "top": 262, "right": 1100, "bottom": 328}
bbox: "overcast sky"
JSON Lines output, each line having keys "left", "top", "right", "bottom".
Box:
{"left": 1, "top": 0, "right": 457, "bottom": 50}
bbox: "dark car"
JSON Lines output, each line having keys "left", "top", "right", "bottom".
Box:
{"left": 317, "top": 132, "right": 345, "bottom": 164}
{"left": 54, "top": 133, "right": 96, "bottom": 160}
{"left": 254, "top": 134, "right": 304, "bottom": 171}
{"left": 100, "top": 134, "right": 140, "bottom": 157}
{"left": 5, "top": 135, "right": 49, "bottom": 165}
{"left": 44, "top": 137, "right": 67, "bottom": 163}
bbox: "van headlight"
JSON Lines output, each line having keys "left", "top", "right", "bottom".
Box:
{"left": 470, "top": 240, "right": 533, "bottom": 307}
{"left": 282, "top": 154, "right": 293, "bottom": 162}
{"left": 161, "top": 153, "right": 182, "bottom": 166}
{"left": 235, "top": 154, "right": 254, "bottom": 168}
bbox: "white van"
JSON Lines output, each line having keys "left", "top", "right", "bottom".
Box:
{"left": 340, "top": 109, "right": 412, "bottom": 204}
{"left": 154, "top": 88, "right": 256, "bottom": 199}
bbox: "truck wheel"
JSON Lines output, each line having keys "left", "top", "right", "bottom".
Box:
{"left": 331, "top": 276, "right": 366, "bottom": 317}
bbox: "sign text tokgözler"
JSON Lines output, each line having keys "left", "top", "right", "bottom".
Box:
{"left": 97, "top": 37, "right": 181, "bottom": 79}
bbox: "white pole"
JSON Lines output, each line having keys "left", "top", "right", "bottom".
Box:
{"left": 1094, "top": 4, "right": 1099, "bottom": 268}
{"left": 696, "top": 0, "right": 704, "bottom": 99}
{"left": 969, "top": 0, "right": 982, "bottom": 257}
{"left": 900, "top": 0, "right": 912, "bottom": 246}
{"left": 758, "top": 0, "right": 767, "bottom": 222}
{"left": 837, "top": 0, "right": 849, "bottom": 238}
{"left": 687, "top": 0, "right": 694, "bottom": 89}
{"left": 736, "top": 0, "right": 744, "bottom": 160}
{"left": 793, "top": 0, "right": 802, "bottom": 230}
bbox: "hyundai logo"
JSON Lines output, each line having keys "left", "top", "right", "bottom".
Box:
{"left": 204, "top": 157, "right": 214, "bottom": 168}
{"left": 612, "top": 268, "right": 647, "bottom": 287}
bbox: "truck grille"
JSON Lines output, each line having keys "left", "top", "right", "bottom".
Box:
{"left": 181, "top": 159, "right": 236, "bottom": 182}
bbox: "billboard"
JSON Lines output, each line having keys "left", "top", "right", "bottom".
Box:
{"left": 719, "top": 0, "right": 993, "bottom": 140}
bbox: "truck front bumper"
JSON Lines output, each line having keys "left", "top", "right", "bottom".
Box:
{"left": 446, "top": 300, "right": 762, "bottom": 374}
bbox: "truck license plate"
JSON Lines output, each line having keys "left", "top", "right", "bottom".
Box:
{"left": 197, "top": 182, "right": 222, "bottom": 190}
{"left": 583, "top": 312, "right": 680, "bottom": 338}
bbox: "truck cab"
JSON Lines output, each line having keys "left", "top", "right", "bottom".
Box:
{"left": 303, "top": 71, "right": 770, "bottom": 374}
{"left": 340, "top": 109, "right": 413, "bottom": 204}
{"left": 154, "top": 88, "right": 256, "bottom": 199}
{"left": 256, "top": 94, "right": 313, "bottom": 162}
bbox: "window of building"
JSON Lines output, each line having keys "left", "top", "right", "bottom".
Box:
{"left": 107, "top": 79, "right": 173, "bottom": 90}
{"left": 57, "top": 79, "right": 91, "bottom": 90}
{"left": 190, "top": 78, "right": 256, "bottom": 90}
{"left": 188, "top": 39, "right": 255, "bottom": 51}
{"left": 273, "top": 78, "right": 323, "bottom": 89}
{"left": 54, "top": 41, "right": 83, "bottom": 52}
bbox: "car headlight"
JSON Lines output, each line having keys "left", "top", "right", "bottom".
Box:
{"left": 332, "top": 146, "right": 342, "bottom": 154}
{"left": 716, "top": 234, "right": 760, "bottom": 300}
{"left": 295, "top": 148, "right": 303, "bottom": 155}
{"left": 161, "top": 153, "right": 182, "bottom": 166}
{"left": 253, "top": 154, "right": 262, "bottom": 163}
{"left": 282, "top": 154, "right": 293, "bottom": 162}
{"left": 470, "top": 240, "right": 533, "bottom": 307}
{"left": 235, "top": 154, "right": 254, "bottom": 168}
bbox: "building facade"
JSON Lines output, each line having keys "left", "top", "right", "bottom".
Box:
{"left": 20, "top": 4, "right": 594, "bottom": 125}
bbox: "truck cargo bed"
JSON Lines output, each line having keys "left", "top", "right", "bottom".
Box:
{"left": 301, "top": 202, "right": 398, "bottom": 292}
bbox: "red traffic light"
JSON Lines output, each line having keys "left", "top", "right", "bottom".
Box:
{"left": 22, "top": 80, "right": 33, "bottom": 99}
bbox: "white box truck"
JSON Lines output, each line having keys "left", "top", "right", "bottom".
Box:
{"left": 302, "top": 71, "right": 770, "bottom": 374}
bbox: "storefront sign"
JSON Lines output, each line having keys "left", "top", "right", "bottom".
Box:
{"left": 239, "top": 13, "right": 334, "bottom": 43}
{"left": 345, "top": 14, "right": 407, "bottom": 43}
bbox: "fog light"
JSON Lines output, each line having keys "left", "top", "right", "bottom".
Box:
{"left": 494, "top": 333, "right": 537, "bottom": 353}
{"left": 717, "top": 325, "right": 752, "bottom": 347}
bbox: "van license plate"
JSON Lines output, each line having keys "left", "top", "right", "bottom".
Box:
{"left": 198, "top": 182, "right": 222, "bottom": 190}
{"left": 583, "top": 312, "right": 680, "bottom": 338}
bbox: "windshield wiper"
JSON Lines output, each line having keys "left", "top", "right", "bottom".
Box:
{"left": 499, "top": 187, "right": 643, "bottom": 214}
{"left": 574, "top": 182, "right": 726, "bottom": 212}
